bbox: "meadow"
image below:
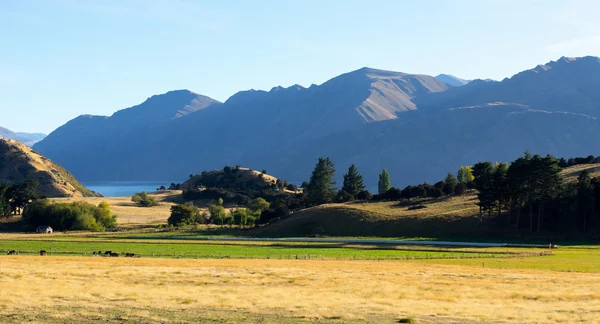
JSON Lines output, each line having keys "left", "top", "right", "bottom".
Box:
{"left": 2, "top": 256, "right": 600, "bottom": 323}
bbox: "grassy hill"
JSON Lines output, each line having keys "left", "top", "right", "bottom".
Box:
{"left": 252, "top": 163, "right": 600, "bottom": 238}
{"left": 183, "top": 167, "right": 290, "bottom": 191}
{"left": 0, "top": 138, "right": 94, "bottom": 197}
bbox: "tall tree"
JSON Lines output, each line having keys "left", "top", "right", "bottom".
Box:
{"left": 577, "top": 170, "right": 595, "bottom": 232}
{"left": 458, "top": 166, "right": 475, "bottom": 183}
{"left": 307, "top": 157, "right": 337, "bottom": 206}
{"left": 443, "top": 173, "right": 458, "bottom": 195}
{"left": 342, "top": 164, "right": 365, "bottom": 198}
{"left": 378, "top": 169, "right": 391, "bottom": 194}
{"left": 492, "top": 162, "right": 509, "bottom": 219}
{"left": 473, "top": 162, "right": 495, "bottom": 221}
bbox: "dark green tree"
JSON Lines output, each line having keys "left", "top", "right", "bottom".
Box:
{"left": 341, "top": 164, "right": 365, "bottom": 198}
{"left": 472, "top": 162, "right": 495, "bottom": 221}
{"left": 307, "top": 157, "right": 337, "bottom": 206}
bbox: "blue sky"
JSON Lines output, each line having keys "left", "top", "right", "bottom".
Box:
{"left": 2, "top": 0, "right": 600, "bottom": 133}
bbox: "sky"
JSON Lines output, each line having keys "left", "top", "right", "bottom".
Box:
{"left": 1, "top": 0, "right": 600, "bottom": 134}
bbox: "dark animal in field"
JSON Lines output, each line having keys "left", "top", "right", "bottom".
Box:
{"left": 40, "top": 250, "right": 47, "bottom": 256}
{"left": 109, "top": 253, "right": 119, "bottom": 257}
{"left": 104, "top": 251, "right": 112, "bottom": 256}
{"left": 125, "top": 253, "right": 136, "bottom": 258}
{"left": 93, "top": 251, "right": 97, "bottom": 256}
{"left": 7, "top": 250, "right": 16, "bottom": 255}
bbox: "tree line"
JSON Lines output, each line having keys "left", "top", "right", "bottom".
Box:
{"left": 472, "top": 152, "right": 600, "bottom": 233}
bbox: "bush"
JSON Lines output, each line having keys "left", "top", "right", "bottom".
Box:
{"left": 428, "top": 187, "right": 444, "bottom": 198}
{"left": 455, "top": 182, "right": 467, "bottom": 195}
{"left": 132, "top": 192, "right": 159, "bottom": 207}
{"left": 356, "top": 190, "right": 372, "bottom": 201}
{"left": 22, "top": 200, "right": 117, "bottom": 231}
{"left": 336, "top": 190, "right": 354, "bottom": 203}
{"left": 407, "top": 205, "right": 427, "bottom": 211}
{"left": 385, "top": 187, "right": 403, "bottom": 200}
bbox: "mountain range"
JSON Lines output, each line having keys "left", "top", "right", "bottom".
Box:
{"left": 33, "top": 56, "right": 600, "bottom": 190}
{"left": 0, "top": 127, "right": 46, "bottom": 146}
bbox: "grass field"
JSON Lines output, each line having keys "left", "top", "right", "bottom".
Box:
{"left": 2, "top": 256, "right": 600, "bottom": 323}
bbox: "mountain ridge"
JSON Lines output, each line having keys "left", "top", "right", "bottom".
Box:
{"left": 33, "top": 56, "right": 600, "bottom": 189}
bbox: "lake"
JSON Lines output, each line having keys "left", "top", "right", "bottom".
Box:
{"left": 82, "top": 181, "right": 175, "bottom": 197}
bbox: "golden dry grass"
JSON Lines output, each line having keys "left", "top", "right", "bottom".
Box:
{"left": 50, "top": 191, "right": 185, "bottom": 226}
{"left": 1, "top": 257, "right": 599, "bottom": 323}
{"left": 562, "top": 163, "right": 600, "bottom": 182}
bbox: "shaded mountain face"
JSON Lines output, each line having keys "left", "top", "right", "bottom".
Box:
{"left": 0, "top": 138, "right": 94, "bottom": 197}
{"left": 0, "top": 127, "right": 46, "bottom": 146}
{"left": 34, "top": 56, "right": 600, "bottom": 189}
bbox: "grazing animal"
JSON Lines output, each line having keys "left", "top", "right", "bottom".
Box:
{"left": 92, "top": 251, "right": 97, "bottom": 256}
{"left": 110, "top": 252, "right": 119, "bottom": 257}
{"left": 7, "top": 250, "right": 16, "bottom": 255}
{"left": 40, "top": 250, "right": 47, "bottom": 256}
{"left": 104, "top": 251, "right": 112, "bottom": 257}
{"left": 125, "top": 253, "right": 136, "bottom": 258}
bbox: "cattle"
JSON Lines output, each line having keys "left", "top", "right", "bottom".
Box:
{"left": 7, "top": 250, "right": 16, "bottom": 255}
{"left": 92, "top": 251, "right": 97, "bottom": 256}
{"left": 40, "top": 250, "right": 47, "bottom": 256}
{"left": 109, "top": 252, "right": 119, "bottom": 257}
{"left": 125, "top": 253, "right": 136, "bottom": 258}
{"left": 104, "top": 251, "right": 112, "bottom": 257}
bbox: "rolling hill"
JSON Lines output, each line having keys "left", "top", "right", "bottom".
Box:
{"left": 0, "top": 138, "right": 94, "bottom": 197}
{"left": 34, "top": 56, "right": 600, "bottom": 190}
{"left": 252, "top": 163, "right": 600, "bottom": 238}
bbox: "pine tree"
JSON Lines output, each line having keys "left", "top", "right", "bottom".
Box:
{"left": 307, "top": 157, "right": 337, "bottom": 206}
{"left": 378, "top": 169, "right": 391, "bottom": 194}
{"left": 443, "top": 173, "right": 458, "bottom": 195}
{"left": 473, "top": 162, "right": 495, "bottom": 221}
{"left": 577, "top": 170, "right": 594, "bottom": 232}
{"left": 342, "top": 164, "right": 365, "bottom": 198}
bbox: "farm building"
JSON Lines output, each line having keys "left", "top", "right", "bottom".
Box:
{"left": 36, "top": 225, "right": 53, "bottom": 234}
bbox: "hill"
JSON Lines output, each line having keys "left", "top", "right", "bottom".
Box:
{"left": 252, "top": 163, "right": 600, "bottom": 238}
{"left": 0, "top": 127, "right": 46, "bottom": 146}
{"left": 182, "top": 167, "right": 282, "bottom": 191}
{"left": 34, "top": 56, "right": 600, "bottom": 190}
{"left": 0, "top": 138, "right": 94, "bottom": 197}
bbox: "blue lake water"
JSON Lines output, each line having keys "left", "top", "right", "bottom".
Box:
{"left": 82, "top": 181, "right": 175, "bottom": 197}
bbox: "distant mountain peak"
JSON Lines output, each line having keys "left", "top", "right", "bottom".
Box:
{"left": 435, "top": 74, "right": 471, "bottom": 87}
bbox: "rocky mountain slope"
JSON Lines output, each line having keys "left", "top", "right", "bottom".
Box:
{"left": 0, "top": 138, "right": 94, "bottom": 197}
{"left": 33, "top": 56, "right": 600, "bottom": 190}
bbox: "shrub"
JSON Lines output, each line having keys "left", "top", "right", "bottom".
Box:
{"left": 407, "top": 205, "right": 427, "bottom": 211}
{"left": 356, "top": 190, "right": 372, "bottom": 201}
{"left": 336, "top": 190, "right": 354, "bottom": 203}
{"left": 397, "top": 318, "right": 416, "bottom": 324}
{"left": 385, "top": 187, "right": 403, "bottom": 201}
{"left": 455, "top": 182, "right": 467, "bottom": 195}
{"left": 132, "top": 192, "right": 159, "bottom": 207}
{"left": 428, "top": 187, "right": 444, "bottom": 198}
{"left": 22, "top": 200, "right": 117, "bottom": 231}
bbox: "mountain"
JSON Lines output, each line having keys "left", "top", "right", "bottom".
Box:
{"left": 34, "top": 56, "right": 600, "bottom": 190}
{"left": 435, "top": 74, "right": 471, "bottom": 87}
{"left": 0, "top": 138, "right": 94, "bottom": 197}
{"left": 0, "top": 127, "right": 46, "bottom": 146}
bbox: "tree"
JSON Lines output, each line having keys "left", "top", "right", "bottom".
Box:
{"left": 168, "top": 203, "right": 200, "bottom": 226}
{"left": 307, "top": 157, "right": 337, "bottom": 206}
{"left": 341, "top": 164, "right": 365, "bottom": 198}
{"left": 473, "top": 162, "right": 495, "bottom": 221}
{"left": 248, "top": 197, "right": 270, "bottom": 213}
{"left": 577, "top": 170, "right": 595, "bottom": 232}
{"left": 378, "top": 169, "right": 391, "bottom": 194}
{"left": 443, "top": 173, "right": 458, "bottom": 196}
{"left": 208, "top": 203, "right": 226, "bottom": 225}
{"left": 492, "top": 162, "right": 509, "bottom": 218}
{"left": 386, "top": 187, "right": 403, "bottom": 200}
{"left": 457, "top": 166, "right": 475, "bottom": 184}
{"left": 455, "top": 182, "right": 467, "bottom": 195}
